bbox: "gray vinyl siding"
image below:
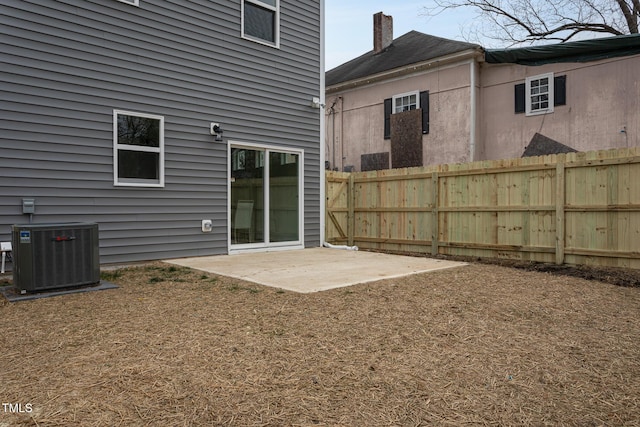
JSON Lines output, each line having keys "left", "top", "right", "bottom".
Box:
{"left": 0, "top": 0, "right": 322, "bottom": 264}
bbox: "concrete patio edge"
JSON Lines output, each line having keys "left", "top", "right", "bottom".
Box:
{"left": 165, "top": 247, "right": 467, "bottom": 293}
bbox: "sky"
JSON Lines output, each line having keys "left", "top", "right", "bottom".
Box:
{"left": 325, "top": 0, "right": 481, "bottom": 70}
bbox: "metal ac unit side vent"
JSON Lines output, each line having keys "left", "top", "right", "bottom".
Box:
{"left": 12, "top": 222, "right": 100, "bottom": 293}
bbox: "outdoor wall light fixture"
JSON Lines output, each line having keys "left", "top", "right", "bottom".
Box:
{"left": 310, "top": 97, "right": 324, "bottom": 109}
{"left": 210, "top": 122, "right": 224, "bottom": 142}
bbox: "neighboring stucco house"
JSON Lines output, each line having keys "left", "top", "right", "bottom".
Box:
{"left": 326, "top": 12, "right": 640, "bottom": 171}
{"left": 1, "top": 0, "right": 324, "bottom": 265}
{"left": 325, "top": 12, "right": 482, "bottom": 171}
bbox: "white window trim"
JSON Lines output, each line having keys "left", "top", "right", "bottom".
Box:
{"left": 113, "top": 110, "right": 165, "bottom": 188}
{"left": 525, "top": 72, "right": 554, "bottom": 116}
{"left": 241, "top": 0, "right": 280, "bottom": 49}
{"left": 392, "top": 91, "right": 420, "bottom": 114}
{"left": 116, "top": 0, "right": 139, "bottom": 6}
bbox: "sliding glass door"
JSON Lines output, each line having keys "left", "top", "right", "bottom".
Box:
{"left": 229, "top": 144, "right": 302, "bottom": 251}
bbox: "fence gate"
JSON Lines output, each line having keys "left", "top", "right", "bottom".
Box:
{"left": 325, "top": 172, "right": 351, "bottom": 245}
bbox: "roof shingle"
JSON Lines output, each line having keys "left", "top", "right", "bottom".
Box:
{"left": 326, "top": 31, "right": 480, "bottom": 87}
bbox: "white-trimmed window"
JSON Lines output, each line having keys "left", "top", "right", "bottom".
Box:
{"left": 116, "top": 0, "right": 139, "bottom": 6}
{"left": 526, "top": 73, "right": 554, "bottom": 116}
{"left": 393, "top": 91, "right": 419, "bottom": 113}
{"left": 113, "top": 110, "right": 164, "bottom": 187}
{"left": 242, "top": 0, "right": 280, "bottom": 48}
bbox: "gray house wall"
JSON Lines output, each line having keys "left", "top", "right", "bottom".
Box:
{"left": 1, "top": 0, "right": 322, "bottom": 264}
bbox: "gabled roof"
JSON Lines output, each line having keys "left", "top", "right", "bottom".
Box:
{"left": 485, "top": 33, "right": 640, "bottom": 65}
{"left": 326, "top": 31, "right": 481, "bottom": 87}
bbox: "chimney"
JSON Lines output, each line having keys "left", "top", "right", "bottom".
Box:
{"left": 373, "top": 12, "right": 393, "bottom": 54}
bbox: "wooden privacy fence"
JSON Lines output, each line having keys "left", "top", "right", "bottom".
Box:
{"left": 326, "top": 148, "right": 640, "bottom": 269}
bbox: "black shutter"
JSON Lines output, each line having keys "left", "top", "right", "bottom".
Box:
{"left": 554, "top": 75, "right": 566, "bottom": 106}
{"left": 383, "top": 98, "right": 392, "bottom": 140}
{"left": 420, "top": 90, "right": 429, "bottom": 134}
{"left": 515, "top": 83, "right": 525, "bottom": 114}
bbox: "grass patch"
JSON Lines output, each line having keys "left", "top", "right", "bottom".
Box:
{"left": 227, "top": 283, "right": 261, "bottom": 294}
{"left": 141, "top": 265, "right": 194, "bottom": 284}
{"left": 227, "top": 283, "right": 241, "bottom": 292}
{"left": 100, "top": 270, "right": 122, "bottom": 281}
{"left": 103, "top": 264, "right": 219, "bottom": 288}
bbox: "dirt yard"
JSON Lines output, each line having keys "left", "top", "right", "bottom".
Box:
{"left": 1, "top": 261, "right": 639, "bottom": 426}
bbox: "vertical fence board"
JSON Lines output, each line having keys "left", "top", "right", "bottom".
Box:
{"left": 555, "top": 161, "right": 565, "bottom": 265}
{"left": 347, "top": 174, "right": 355, "bottom": 247}
{"left": 431, "top": 172, "right": 439, "bottom": 256}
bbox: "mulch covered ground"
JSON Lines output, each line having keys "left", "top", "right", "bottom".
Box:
{"left": 1, "top": 261, "right": 639, "bottom": 426}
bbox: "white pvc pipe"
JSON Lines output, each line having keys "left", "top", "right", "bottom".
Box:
{"left": 469, "top": 59, "right": 477, "bottom": 162}
{"left": 323, "top": 242, "right": 358, "bottom": 251}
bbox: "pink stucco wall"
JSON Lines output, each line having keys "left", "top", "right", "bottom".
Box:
{"left": 325, "top": 62, "right": 474, "bottom": 172}
{"left": 479, "top": 55, "right": 640, "bottom": 160}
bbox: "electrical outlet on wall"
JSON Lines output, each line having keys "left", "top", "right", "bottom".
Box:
{"left": 201, "top": 220, "right": 213, "bottom": 233}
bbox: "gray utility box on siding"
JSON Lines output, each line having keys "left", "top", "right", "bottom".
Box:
{"left": 12, "top": 223, "right": 100, "bottom": 293}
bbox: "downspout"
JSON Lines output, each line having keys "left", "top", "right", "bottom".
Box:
{"left": 339, "top": 96, "right": 344, "bottom": 171}
{"left": 469, "top": 58, "right": 477, "bottom": 162}
{"left": 327, "top": 98, "right": 340, "bottom": 170}
{"left": 319, "top": 0, "right": 326, "bottom": 246}
{"left": 331, "top": 102, "right": 336, "bottom": 169}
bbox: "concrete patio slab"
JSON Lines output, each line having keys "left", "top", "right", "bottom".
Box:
{"left": 165, "top": 248, "right": 467, "bottom": 293}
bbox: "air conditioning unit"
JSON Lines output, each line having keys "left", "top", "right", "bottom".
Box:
{"left": 11, "top": 222, "right": 100, "bottom": 293}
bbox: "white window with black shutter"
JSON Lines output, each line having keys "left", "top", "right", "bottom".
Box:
{"left": 393, "top": 92, "right": 418, "bottom": 113}
{"left": 515, "top": 73, "right": 566, "bottom": 116}
{"left": 384, "top": 90, "right": 430, "bottom": 139}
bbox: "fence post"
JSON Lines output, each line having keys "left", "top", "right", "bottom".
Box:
{"left": 555, "top": 161, "right": 565, "bottom": 265}
{"left": 431, "top": 172, "right": 439, "bottom": 256}
{"left": 347, "top": 173, "right": 355, "bottom": 247}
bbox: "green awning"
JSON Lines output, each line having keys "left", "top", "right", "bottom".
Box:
{"left": 484, "top": 33, "right": 640, "bottom": 65}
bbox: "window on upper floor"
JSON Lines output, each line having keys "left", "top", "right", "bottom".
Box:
{"left": 242, "top": 0, "right": 280, "bottom": 48}
{"left": 515, "top": 73, "right": 567, "bottom": 116}
{"left": 393, "top": 92, "right": 418, "bottom": 113}
{"left": 384, "top": 91, "right": 430, "bottom": 139}
{"left": 113, "top": 110, "right": 164, "bottom": 187}
{"left": 527, "top": 73, "right": 553, "bottom": 115}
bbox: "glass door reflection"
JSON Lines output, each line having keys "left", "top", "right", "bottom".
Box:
{"left": 231, "top": 148, "right": 264, "bottom": 244}
{"left": 269, "top": 152, "right": 299, "bottom": 243}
